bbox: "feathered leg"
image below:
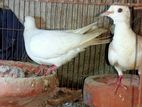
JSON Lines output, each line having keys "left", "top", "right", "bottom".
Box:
{"left": 108, "top": 66, "right": 127, "bottom": 94}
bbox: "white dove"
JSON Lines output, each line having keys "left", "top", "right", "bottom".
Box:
{"left": 101, "top": 5, "right": 142, "bottom": 93}
{"left": 23, "top": 16, "right": 110, "bottom": 75}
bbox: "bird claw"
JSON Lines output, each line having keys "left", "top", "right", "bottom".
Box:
{"left": 35, "top": 64, "right": 57, "bottom": 76}
{"left": 114, "top": 81, "right": 127, "bottom": 94}
{"left": 108, "top": 75, "right": 128, "bottom": 94}
{"left": 44, "top": 65, "right": 57, "bottom": 76}
{"left": 34, "top": 64, "right": 47, "bottom": 75}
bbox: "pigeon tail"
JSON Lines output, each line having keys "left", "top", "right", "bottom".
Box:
{"left": 68, "top": 21, "right": 110, "bottom": 48}
{"left": 79, "top": 27, "right": 109, "bottom": 48}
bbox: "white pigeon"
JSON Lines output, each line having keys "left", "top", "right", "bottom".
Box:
{"left": 23, "top": 16, "right": 110, "bottom": 75}
{"left": 101, "top": 5, "right": 142, "bottom": 92}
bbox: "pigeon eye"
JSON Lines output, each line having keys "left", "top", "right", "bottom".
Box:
{"left": 118, "top": 8, "right": 123, "bottom": 13}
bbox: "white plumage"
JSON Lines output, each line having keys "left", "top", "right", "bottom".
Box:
{"left": 24, "top": 16, "right": 109, "bottom": 75}
{"left": 101, "top": 5, "right": 142, "bottom": 92}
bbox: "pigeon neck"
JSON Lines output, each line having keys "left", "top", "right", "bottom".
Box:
{"left": 114, "top": 21, "right": 131, "bottom": 32}
{"left": 113, "top": 21, "right": 135, "bottom": 42}
{"left": 24, "top": 21, "right": 37, "bottom": 31}
{"left": 114, "top": 20, "right": 131, "bottom": 27}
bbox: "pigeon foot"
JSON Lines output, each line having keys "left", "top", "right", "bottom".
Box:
{"left": 35, "top": 64, "right": 57, "bottom": 76}
{"left": 44, "top": 65, "right": 57, "bottom": 76}
{"left": 108, "top": 75, "right": 127, "bottom": 94}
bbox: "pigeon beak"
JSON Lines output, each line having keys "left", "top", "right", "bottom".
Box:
{"left": 100, "top": 11, "right": 114, "bottom": 16}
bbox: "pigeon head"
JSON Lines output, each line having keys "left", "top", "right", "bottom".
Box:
{"left": 101, "top": 5, "right": 131, "bottom": 24}
{"left": 24, "top": 16, "right": 36, "bottom": 30}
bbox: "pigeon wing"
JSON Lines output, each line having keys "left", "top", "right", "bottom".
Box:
{"left": 30, "top": 30, "right": 82, "bottom": 59}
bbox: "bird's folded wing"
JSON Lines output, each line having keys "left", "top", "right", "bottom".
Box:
{"left": 30, "top": 30, "right": 84, "bottom": 59}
